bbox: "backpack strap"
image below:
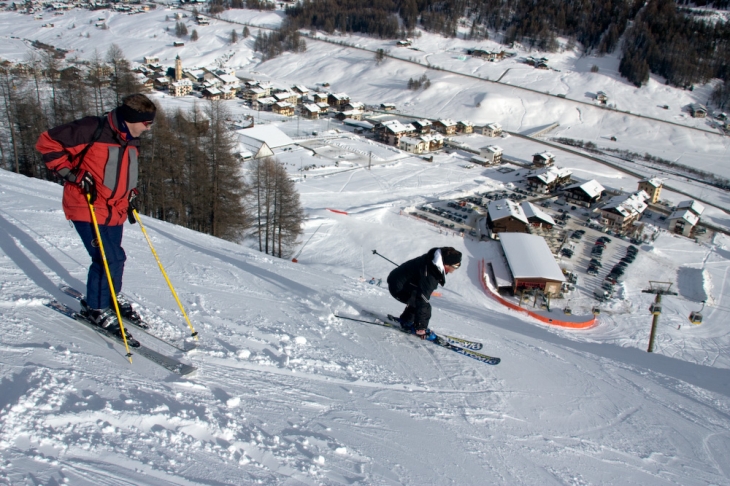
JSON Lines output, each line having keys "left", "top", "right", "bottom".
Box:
{"left": 71, "top": 115, "right": 106, "bottom": 171}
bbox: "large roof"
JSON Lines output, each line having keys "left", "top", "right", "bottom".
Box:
{"left": 564, "top": 179, "right": 605, "bottom": 199}
{"left": 499, "top": 233, "right": 566, "bottom": 281}
{"left": 676, "top": 200, "right": 705, "bottom": 216}
{"left": 236, "top": 125, "right": 294, "bottom": 149}
{"left": 601, "top": 191, "right": 648, "bottom": 217}
{"left": 668, "top": 209, "right": 699, "bottom": 226}
{"left": 488, "top": 198, "right": 528, "bottom": 225}
{"left": 521, "top": 201, "right": 555, "bottom": 225}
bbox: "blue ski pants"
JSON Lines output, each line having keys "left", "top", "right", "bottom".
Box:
{"left": 73, "top": 221, "right": 126, "bottom": 310}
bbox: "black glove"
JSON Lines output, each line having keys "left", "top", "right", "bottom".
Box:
{"left": 66, "top": 169, "right": 96, "bottom": 204}
{"left": 127, "top": 188, "right": 140, "bottom": 224}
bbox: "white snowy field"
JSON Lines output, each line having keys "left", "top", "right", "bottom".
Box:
{"left": 2, "top": 155, "right": 730, "bottom": 485}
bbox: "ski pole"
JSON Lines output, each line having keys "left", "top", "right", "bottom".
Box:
{"left": 133, "top": 209, "right": 198, "bottom": 340}
{"left": 87, "top": 194, "right": 133, "bottom": 363}
{"left": 372, "top": 249, "right": 399, "bottom": 267}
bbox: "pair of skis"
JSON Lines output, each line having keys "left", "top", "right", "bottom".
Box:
{"left": 45, "top": 286, "right": 196, "bottom": 376}
{"left": 335, "top": 311, "right": 500, "bottom": 365}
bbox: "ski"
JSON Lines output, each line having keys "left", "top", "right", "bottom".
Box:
{"left": 45, "top": 300, "right": 196, "bottom": 376}
{"left": 334, "top": 312, "right": 500, "bottom": 365}
{"left": 358, "top": 309, "right": 483, "bottom": 350}
{"left": 59, "top": 285, "right": 195, "bottom": 353}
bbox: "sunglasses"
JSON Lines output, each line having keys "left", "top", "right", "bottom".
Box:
{"left": 450, "top": 262, "right": 461, "bottom": 269}
{"left": 142, "top": 120, "right": 154, "bottom": 127}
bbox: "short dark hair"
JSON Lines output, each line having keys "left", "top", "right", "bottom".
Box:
{"left": 122, "top": 93, "right": 156, "bottom": 114}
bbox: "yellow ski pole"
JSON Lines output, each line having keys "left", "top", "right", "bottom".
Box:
{"left": 133, "top": 209, "right": 199, "bottom": 340}
{"left": 86, "top": 194, "right": 133, "bottom": 363}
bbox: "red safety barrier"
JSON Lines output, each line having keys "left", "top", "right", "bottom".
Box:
{"left": 478, "top": 259, "right": 596, "bottom": 329}
{"left": 327, "top": 208, "right": 348, "bottom": 215}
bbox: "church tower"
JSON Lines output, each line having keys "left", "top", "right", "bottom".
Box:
{"left": 175, "top": 55, "right": 182, "bottom": 81}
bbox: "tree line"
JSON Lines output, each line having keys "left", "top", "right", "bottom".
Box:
{"left": 0, "top": 48, "right": 305, "bottom": 257}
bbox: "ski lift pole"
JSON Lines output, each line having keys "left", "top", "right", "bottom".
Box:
{"left": 371, "top": 249, "right": 399, "bottom": 267}
{"left": 133, "top": 210, "right": 198, "bottom": 341}
{"left": 87, "top": 194, "right": 133, "bottom": 363}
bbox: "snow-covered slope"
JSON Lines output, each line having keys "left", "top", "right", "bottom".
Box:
{"left": 2, "top": 164, "right": 730, "bottom": 484}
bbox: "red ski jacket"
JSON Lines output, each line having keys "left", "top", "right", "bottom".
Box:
{"left": 36, "top": 110, "right": 141, "bottom": 226}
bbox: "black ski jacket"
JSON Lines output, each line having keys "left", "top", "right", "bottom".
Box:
{"left": 387, "top": 248, "right": 446, "bottom": 327}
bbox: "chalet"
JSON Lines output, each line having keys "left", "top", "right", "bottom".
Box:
{"left": 668, "top": 200, "right": 705, "bottom": 237}
{"left": 273, "top": 91, "right": 298, "bottom": 104}
{"left": 498, "top": 233, "right": 565, "bottom": 296}
{"left": 526, "top": 56, "right": 548, "bottom": 69}
{"left": 412, "top": 119, "right": 432, "bottom": 134}
{"left": 143, "top": 56, "right": 159, "bottom": 65}
{"left": 292, "top": 85, "right": 309, "bottom": 96}
{"left": 457, "top": 120, "right": 473, "bottom": 134}
{"left": 220, "top": 88, "right": 236, "bottom": 100}
{"left": 596, "top": 91, "right": 608, "bottom": 104}
{"left": 397, "top": 39, "right": 412, "bottom": 47}
{"left": 563, "top": 179, "right": 605, "bottom": 207}
{"left": 521, "top": 201, "right": 555, "bottom": 229}
{"left": 273, "top": 101, "right": 295, "bottom": 116}
{"left": 201, "top": 87, "right": 221, "bottom": 100}
{"left": 153, "top": 77, "right": 170, "bottom": 89}
{"left": 170, "top": 79, "right": 193, "bottom": 97}
{"left": 532, "top": 151, "right": 555, "bottom": 167}
{"left": 637, "top": 178, "right": 662, "bottom": 204}
{"left": 244, "top": 87, "right": 267, "bottom": 102}
{"left": 379, "top": 119, "right": 416, "bottom": 145}
{"left": 344, "top": 101, "right": 365, "bottom": 111}
{"left": 301, "top": 104, "right": 321, "bottom": 119}
{"left": 195, "top": 15, "right": 209, "bottom": 25}
{"left": 481, "top": 122, "right": 502, "bottom": 137}
{"left": 316, "top": 102, "right": 331, "bottom": 113}
{"left": 433, "top": 118, "right": 457, "bottom": 135}
{"left": 399, "top": 136, "right": 427, "bottom": 154}
{"left": 690, "top": 103, "right": 707, "bottom": 118}
{"left": 215, "top": 73, "right": 240, "bottom": 92}
{"left": 253, "top": 97, "right": 276, "bottom": 111}
{"left": 597, "top": 191, "right": 649, "bottom": 230}
{"left": 173, "top": 41, "right": 185, "bottom": 47}
{"left": 312, "top": 92, "right": 328, "bottom": 104}
{"left": 328, "top": 92, "right": 350, "bottom": 108}
{"left": 335, "top": 110, "right": 363, "bottom": 121}
{"left": 469, "top": 49, "right": 497, "bottom": 61}
{"left": 420, "top": 133, "right": 444, "bottom": 152}
{"left": 380, "top": 103, "right": 396, "bottom": 111}
{"left": 479, "top": 145, "right": 503, "bottom": 165}
{"left": 527, "top": 167, "right": 572, "bottom": 193}
{"left": 486, "top": 199, "right": 530, "bottom": 236}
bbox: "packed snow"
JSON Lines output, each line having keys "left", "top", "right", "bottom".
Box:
{"left": 2, "top": 4, "right": 730, "bottom": 485}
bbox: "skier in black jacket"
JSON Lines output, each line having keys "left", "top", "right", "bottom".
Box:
{"left": 387, "top": 247, "right": 462, "bottom": 339}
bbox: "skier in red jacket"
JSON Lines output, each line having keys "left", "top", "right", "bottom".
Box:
{"left": 36, "top": 94, "right": 156, "bottom": 337}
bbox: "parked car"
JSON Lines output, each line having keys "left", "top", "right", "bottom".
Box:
{"left": 594, "top": 240, "right": 606, "bottom": 247}
{"left": 589, "top": 258, "right": 603, "bottom": 267}
{"left": 587, "top": 267, "right": 599, "bottom": 276}
{"left": 598, "top": 236, "right": 612, "bottom": 243}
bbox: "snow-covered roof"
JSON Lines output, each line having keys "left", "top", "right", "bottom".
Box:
{"left": 330, "top": 92, "right": 349, "bottom": 100}
{"left": 480, "top": 145, "right": 503, "bottom": 154}
{"left": 601, "top": 191, "right": 648, "bottom": 217}
{"left": 302, "top": 103, "right": 320, "bottom": 113}
{"left": 564, "top": 179, "right": 605, "bottom": 199}
{"left": 488, "top": 198, "right": 529, "bottom": 225}
{"left": 676, "top": 200, "right": 705, "bottom": 216}
{"left": 236, "top": 125, "right": 294, "bottom": 149}
{"left": 383, "top": 120, "right": 414, "bottom": 134}
{"left": 437, "top": 118, "right": 457, "bottom": 127}
{"left": 400, "top": 136, "right": 425, "bottom": 146}
{"left": 342, "top": 119, "right": 375, "bottom": 129}
{"left": 485, "top": 122, "right": 502, "bottom": 130}
{"left": 534, "top": 151, "right": 555, "bottom": 161}
{"left": 521, "top": 201, "right": 555, "bottom": 225}
{"left": 499, "top": 233, "right": 566, "bottom": 281}
{"left": 216, "top": 74, "right": 239, "bottom": 85}
{"left": 530, "top": 167, "right": 571, "bottom": 184}
{"left": 668, "top": 209, "right": 699, "bottom": 226}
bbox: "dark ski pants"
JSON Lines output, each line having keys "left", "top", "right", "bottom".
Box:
{"left": 388, "top": 283, "right": 431, "bottom": 330}
{"left": 73, "top": 221, "right": 126, "bottom": 310}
